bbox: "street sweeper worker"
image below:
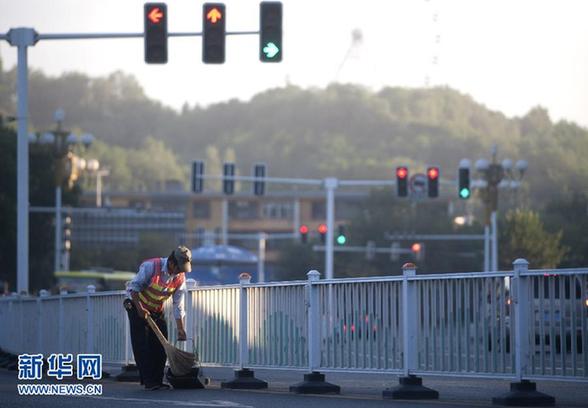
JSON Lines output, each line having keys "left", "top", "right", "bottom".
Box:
{"left": 124, "top": 245, "right": 192, "bottom": 390}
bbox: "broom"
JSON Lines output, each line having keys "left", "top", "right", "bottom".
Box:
{"left": 145, "top": 315, "right": 196, "bottom": 376}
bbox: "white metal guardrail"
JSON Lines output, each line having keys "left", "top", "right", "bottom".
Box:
{"left": 0, "top": 259, "right": 586, "bottom": 383}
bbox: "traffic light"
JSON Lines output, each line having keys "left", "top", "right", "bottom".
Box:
{"left": 299, "top": 224, "right": 309, "bottom": 243}
{"left": 318, "top": 223, "right": 327, "bottom": 244}
{"left": 203, "top": 3, "right": 226, "bottom": 63}
{"left": 253, "top": 163, "right": 266, "bottom": 196}
{"left": 427, "top": 166, "right": 439, "bottom": 198}
{"left": 192, "top": 160, "right": 204, "bottom": 193}
{"left": 411, "top": 242, "right": 424, "bottom": 262}
{"left": 223, "top": 162, "right": 235, "bottom": 194}
{"left": 336, "top": 225, "right": 347, "bottom": 245}
{"left": 144, "top": 3, "right": 168, "bottom": 64}
{"left": 458, "top": 159, "right": 471, "bottom": 199}
{"left": 63, "top": 215, "right": 73, "bottom": 253}
{"left": 396, "top": 166, "right": 408, "bottom": 197}
{"left": 260, "top": 2, "right": 282, "bottom": 62}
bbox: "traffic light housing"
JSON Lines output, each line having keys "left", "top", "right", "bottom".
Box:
{"left": 336, "top": 225, "right": 347, "bottom": 245}
{"left": 458, "top": 159, "right": 471, "bottom": 199}
{"left": 299, "top": 224, "right": 309, "bottom": 243}
{"left": 260, "top": 2, "right": 282, "bottom": 62}
{"left": 144, "top": 3, "right": 168, "bottom": 64}
{"left": 427, "top": 166, "right": 439, "bottom": 198}
{"left": 253, "top": 163, "right": 266, "bottom": 196}
{"left": 223, "top": 162, "right": 235, "bottom": 194}
{"left": 318, "top": 224, "right": 327, "bottom": 244}
{"left": 396, "top": 166, "right": 408, "bottom": 197}
{"left": 203, "top": 3, "right": 226, "bottom": 63}
{"left": 192, "top": 160, "right": 204, "bottom": 193}
{"left": 63, "top": 215, "right": 73, "bottom": 253}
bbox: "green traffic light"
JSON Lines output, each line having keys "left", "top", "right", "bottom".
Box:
{"left": 336, "top": 235, "right": 347, "bottom": 245}
{"left": 459, "top": 188, "right": 471, "bottom": 199}
{"left": 262, "top": 42, "right": 280, "bottom": 59}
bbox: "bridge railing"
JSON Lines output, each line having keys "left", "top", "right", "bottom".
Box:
{"left": 0, "top": 259, "right": 586, "bottom": 383}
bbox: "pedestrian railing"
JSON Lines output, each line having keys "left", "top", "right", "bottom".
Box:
{"left": 1, "top": 259, "right": 587, "bottom": 385}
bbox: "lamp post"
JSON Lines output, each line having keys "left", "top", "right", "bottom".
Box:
{"left": 474, "top": 145, "right": 527, "bottom": 271}
{"left": 30, "top": 108, "right": 94, "bottom": 273}
{"left": 86, "top": 159, "right": 109, "bottom": 208}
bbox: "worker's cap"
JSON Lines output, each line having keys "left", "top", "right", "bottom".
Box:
{"left": 173, "top": 246, "right": 192, "bottom": 273}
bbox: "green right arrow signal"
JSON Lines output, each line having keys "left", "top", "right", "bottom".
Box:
{"left": 262, "top": 42, "right": 280, "bottom": 59}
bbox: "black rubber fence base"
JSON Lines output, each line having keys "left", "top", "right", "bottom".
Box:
{"left": 382, "top": 375, "right": 439, "bottom": 400}
{"left": 289, "top": 371, "right": 340, "bottom": 394}
{"left": 221, "top": 368, "right": 268, "bottom": 389}
{"left": 492, "top": 380, "right": 555, "bottom": 406}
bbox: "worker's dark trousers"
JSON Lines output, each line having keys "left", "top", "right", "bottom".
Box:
{"left": 126, "top": 303, "right": 168, "bottom": 388}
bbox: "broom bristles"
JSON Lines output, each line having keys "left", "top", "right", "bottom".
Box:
{"left": 165, "top": 343, "right": 196, "bottom": 376}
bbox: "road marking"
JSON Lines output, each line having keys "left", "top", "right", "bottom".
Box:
{"left": 85, "top": 396, "right": 254, "bottom": 407}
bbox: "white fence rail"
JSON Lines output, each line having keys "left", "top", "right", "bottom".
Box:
{"left": 0, "top": 259, "right": 587, "bottom": 383}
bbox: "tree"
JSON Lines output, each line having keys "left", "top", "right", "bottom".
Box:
{"left": 499, "top": 209, "right": 567, "bottom": 269}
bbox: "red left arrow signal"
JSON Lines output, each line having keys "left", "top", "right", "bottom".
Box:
{"left": 148, "top": 7, "right": 164, "bottom": 24}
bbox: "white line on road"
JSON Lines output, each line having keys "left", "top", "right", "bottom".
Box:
{"left": 85, "top": 396, "right": 254, "bottom": 408}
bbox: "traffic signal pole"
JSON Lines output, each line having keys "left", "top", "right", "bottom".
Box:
{"left": 1, "top": 27, "right": 261, "bottom": 294}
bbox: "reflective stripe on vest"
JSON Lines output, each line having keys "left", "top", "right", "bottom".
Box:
{"left": 138, "top": 258, "right": 185, "bottom": 313}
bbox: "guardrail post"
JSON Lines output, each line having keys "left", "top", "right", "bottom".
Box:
{"left": 116, "top": 285, "right": 140, "bottom": 383}
{"left": 58, "top": 289, "right": 66, "bottom": 353}
{"left": 384, "top": 263, "right": 438, "bottom": 400}
{"left": 86, "top": 285, "right": 95, "bottom": 354}
{"left": 290, "top": 270, "right": 340, "bottom": 394}
{"left": 221, "top": 273, "right": 267, "bottom": 389}
{"left": 493, "top": 259, "right": 555, "bottom": 406}
{"left": 37, "top": 290, "right": 49, "bottom": 355}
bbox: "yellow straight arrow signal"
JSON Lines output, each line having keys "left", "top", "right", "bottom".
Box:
{"left": 207, "top": 8, "right": 222, "bottom": 24}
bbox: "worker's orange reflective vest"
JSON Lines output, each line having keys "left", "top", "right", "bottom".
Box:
{"left": 138, "top": 258, "right": 185, "bottom": 313}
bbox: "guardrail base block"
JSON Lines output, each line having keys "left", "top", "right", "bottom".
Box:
{"left": 383, "top": 375, "right": 439, "bottom": 400}
{"left": 289, "top": 371, "right": 340, "bottom": 394}
{"left": 221, "top": 368, "right": 268, "bottom": 389}
{"left": 115, "top": 364, "right": 141, "bottom": 382}
{"left": 492, "top": 380, "right": 555, "bottom": 406}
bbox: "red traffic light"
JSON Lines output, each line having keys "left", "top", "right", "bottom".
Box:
{"left": 396, "top": 166, "right": 408, "bottom": 179}
{"left": 299, "top": 225, "right": 309, "bottom": 234}
{"left": 427, "top": 167, "right": 439, "bottom": 180}
{"left": 411, "top": 243, "right": 422, "bottom": 252}
{"left": 147, "top": 6, "right": 164, "bottom": 24}
{"left": 317, "top": 224, "right": 328, "bottom": 234}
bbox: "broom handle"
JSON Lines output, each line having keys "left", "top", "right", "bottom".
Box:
{"left": 145, "top": 315, "right": 169, "bottom": 347}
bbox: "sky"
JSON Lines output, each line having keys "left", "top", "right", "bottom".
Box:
{"left": 1, "top": 0, "right": 587, "bottom": 127}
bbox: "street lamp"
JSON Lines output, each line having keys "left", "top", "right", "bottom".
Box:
{"left": 86, "top": 159, "right": 110, "bottom": 208}
{"left": 471, "top": 145, "right": 527, "bottom": 272}
{"left": 29, "top": 108, "right": 94, "bottom": 273}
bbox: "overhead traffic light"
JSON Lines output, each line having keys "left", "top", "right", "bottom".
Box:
{"left": 192, "top": 160, "right": 204, "bottom": 193}
{"left": 336, "top": 225, "right": 347, "bottom": 245}
{"left": 427, "top": 166, "right": 439, "bottom": 198}
{"left": 144, "top": 3, "right": 168, "bottom": 64}
{"left": 223, "top": 162, "right": 235, "bottom": 194}
{"left": 260, "top": 2, "right": 282, "bottom": 62}
{"left": 318, "top": 224, "right": 327, "bottom": 244}
{"left": 253, "top": 163, "right": 266, "bottom": 196}
{"left": 458, "top": 159, "right": 471, "bottom": 199}
{"left": 203, "top": 3, "right": 226, "bottom": 63}
{"left": 299, "top": 224, "right": 309, "bottom": 243}
{"left": 396, "top": 166, "right": 408, "bottom": 197}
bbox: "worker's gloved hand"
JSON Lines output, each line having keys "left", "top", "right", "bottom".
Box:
{"left": 177, "top": 328, "right": 187, "bottom": 341}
